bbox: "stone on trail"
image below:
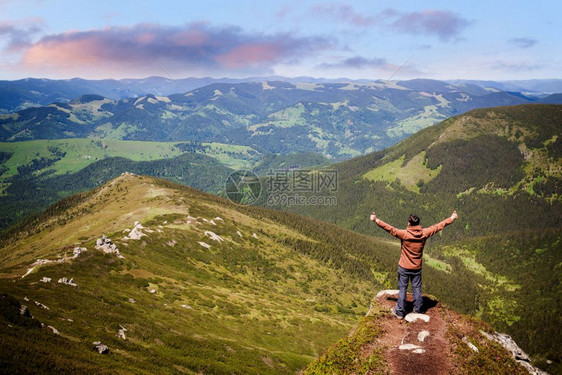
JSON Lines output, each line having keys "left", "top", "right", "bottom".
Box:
{"left": 376, "top": 289, "right": 400, "bottom": 298}
{"left": 418, "top": 330, "right": 430, "bottom": 342}
{"left": 405, "top": 313, "right": 430, "bottom": 323}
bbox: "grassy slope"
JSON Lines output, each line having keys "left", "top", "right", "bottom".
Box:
{"left": 0, "top": 173, "right": 406, "bottom": 374}
{"left": 0, "top": 139, "right": 259, "bottom": 178}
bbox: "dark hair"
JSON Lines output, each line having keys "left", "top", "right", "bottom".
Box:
{"left": 408, "top": 214, "right": 420, "bottom": 226}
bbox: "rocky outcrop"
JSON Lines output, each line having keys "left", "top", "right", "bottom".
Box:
{"left": 117, "top": 325, "right": 127, "bottom": 340}
{"left": 481, "top": 331, "right": 548, "bottom": 375}
{"left": 123, "top": 221, "right": 146, "bottom": 240}
{"left": 96, "top": 235, "right": 124, "bottom": 258}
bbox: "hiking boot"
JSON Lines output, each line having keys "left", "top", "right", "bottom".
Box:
{"left": 390, "top": 307, "right": 404, "bottom": 320}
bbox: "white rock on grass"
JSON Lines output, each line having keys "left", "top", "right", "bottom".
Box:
{"left": 117, "top": 325, "right": 127, "bottom": 340}
{"left": 96, "top": 235, "right": 125, "bottom": 258}
{"left": 198, "top": 241, "right": 211, "bottom": 249}
{"left": 181, "top": 304, "right": 192, "bottom": 309}
{"left": 92, "top": 341, "right": 109, "bottom": 354}
{"left": 236, "top": 230, "right": 243, "bottom": 237}
{"left": 34, "top": 300, "right": 49, "bottom": 310}
{"left": 405, "top": 313, "right": 430, "bottom": 323}
{"left": 123, "top": 222, "right": 146, "bottom": 240}
{"left": 40, "top": 277, "right": 51, "bottom": 283}
{"left": 462, "top": 336, "right": 479, "bottom": 352}
{"left": 204, "top": 231, "right": 223, "bottom": 242}
{"left": 128, "top": 298, "right": 136, "bottom": 304}
{"left": 252, "top": 233, "right": 258, "bottom": 239}
{"left": 202, "top": 218, "right": 217, "bottom": 226}
{"left": 46, "top": 325, "right": 60, "bottom": 335}
{"left": 58, "top": 277, "right": 77, "bottom": 287}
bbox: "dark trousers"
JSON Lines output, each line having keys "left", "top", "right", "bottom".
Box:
{"left": 396, "top": 265, "right": 423, "bottom": 317}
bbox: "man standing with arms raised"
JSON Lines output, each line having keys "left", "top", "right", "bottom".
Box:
{"left": 370, "top": 211, "right": 458, "bottom": 319}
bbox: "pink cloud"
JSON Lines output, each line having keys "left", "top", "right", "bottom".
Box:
{"left": 15, "top": 23, "right": 334, "bottom": 78}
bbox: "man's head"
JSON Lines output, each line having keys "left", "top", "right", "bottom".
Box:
{"left": 408, "top": 214, "right": 420, "bottom": 226}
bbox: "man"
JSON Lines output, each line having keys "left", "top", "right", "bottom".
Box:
{"left": 370, "top": 210, "right": 458, "bottom": 319}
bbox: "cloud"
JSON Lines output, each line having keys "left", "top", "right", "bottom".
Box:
{"left": 492, "top": 61, "right": 543, "bottom": 72}
{"left": 318, "top": 55, "right": 424, "bottom": 78}
{"left": 310, "top": 4, "right": 471, "bottom": 42}
{"left": 0, "top": 18, "right": 43, "bottom": 52}
{"left": 507, "top": 37, "right": 537, "bottom": 49}
{"left": 16, "top": 23, "right": 334, "bottom": 77}
{"left": 311, "top": 3, "right": 377, "bottom": 26}
{"left": 384, "top": 9, "right": 472, "bottom": 41}
{"left": 319, "top": 56, "right": 389, "bottom": 69}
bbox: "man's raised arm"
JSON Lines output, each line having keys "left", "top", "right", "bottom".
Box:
{"left": 370, "top": 211, "right": 402, "bottom": 238}
{"left": 424, "top": 211, "right": 458, "bottom": 237}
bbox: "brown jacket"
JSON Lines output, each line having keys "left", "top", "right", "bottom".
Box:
{"left": 376, "top": 217, "right": 454, "bottom": 270}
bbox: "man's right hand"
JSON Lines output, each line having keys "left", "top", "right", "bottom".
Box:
{"left": 370, "top": 212, "right": 377, "bottom": 222}
{"left": 451, "top": 211, "right": 458, "bottom": 221}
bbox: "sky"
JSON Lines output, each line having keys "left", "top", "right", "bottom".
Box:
{"left": 0, "top": 0, "right": 560, "bottom": 81}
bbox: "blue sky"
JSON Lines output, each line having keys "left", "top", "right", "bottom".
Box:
{"left": 0, "top": 0, "right": 560, "bottom": 80}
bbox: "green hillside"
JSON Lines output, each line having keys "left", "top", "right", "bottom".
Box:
{"left": 277, "top": 104, "right": 562, "bottom": 369}
{"left": 0, "top": 173, "right": 417, "bottom": 373}
{"left": 0, "top": 153, "right": 233, "bottom": 230}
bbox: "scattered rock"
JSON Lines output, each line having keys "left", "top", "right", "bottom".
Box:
{"left": 202, "top": 218, "right": 217, "bottom": 225}
{"left": 405, "top": 313, "right": 430, "bottom": 323}
{"left": 462, "top": 336, "right": 479, "bottom": 352}
{"left": 92, "top": 341, "right": 109, "bottom": 354}
{"left": 181, "top": 304, "right": 192, "bottom": 309}
{"left": 252, "top": 233, "right": 258, "bottom": 239}
{"left": 117, "top": 325, "right": 127, "bottom": 340}
{"left": 198, "top": 241, "right": 211, "bottom": 249}
{"left": 72, "top": 247, "right": 86, "bottom": 258}
{"left": 376, "top": 289, "right": 400, "bottom": 298}
{"left": 399, "top": 343, "right": 425, "bottom": 354}
{"left": 96, "top": 235, "right": 124, "bottom": 258}
{"left": 236, "top": 230, "right": 243, "bottom": 237}
{"left": 20, "top": 304, "right": 31, "bottom": 317}
{"left": 40, "top": 277, "right": 51, "bottom": 283}
{"left": 166, "top": 239, "right": 177, "bottom": 247}
{"left": 123, "top": 222, "right": 147, "bottom": 240}
{"left": 58, "top": 277, "right": 77, "bottom": 287}
{"left": 204, "top": 231, "right": 223, "bottom": 242}
{"left": 23, "top": 297, "right": 29, "bottom": 301}
{"left": 34, "top": 300, "right": 49, "bottom": 310}
{"left": 128, "top": 298, "right": 136, "bottom": 304}
{"left": 46, "top": 325, "right": 60, "bottom": 335}
{"left": 214, "top": 217, "right": 223, "bottom": 222}
{"left": 418, "top": 330, "right": 430, "bottom": 342}
{"left": 149, "top": 289, "right": 156, "bottom": 294}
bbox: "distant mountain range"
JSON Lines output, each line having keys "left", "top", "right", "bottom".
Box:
{"left": 1, "top": 76, "right": 561, "bottom": 114}
{"left": 2, "top": 79, "right": 560, "bottom": 159}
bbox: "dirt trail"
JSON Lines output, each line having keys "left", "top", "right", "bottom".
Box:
{"left": 373, "top": 292, "right": 453, "bottom": 375}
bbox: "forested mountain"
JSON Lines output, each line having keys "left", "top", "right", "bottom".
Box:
{"left": 1, "top": 79, "right": 555, "bottom": 159}
{"left": 275, "top": 104, "right": 561, "bottom": 370}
